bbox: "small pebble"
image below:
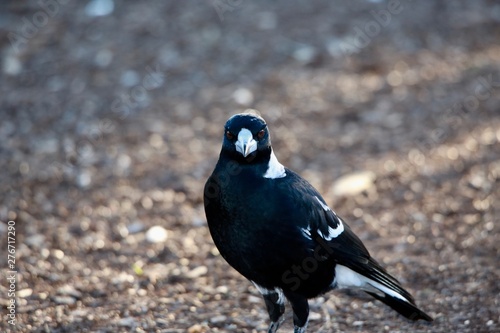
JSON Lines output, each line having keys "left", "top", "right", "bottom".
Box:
{"left": 248, "top": 295, "right": 261, "bottom": 303}
{"left": 54, "top": 296, "right": 77, "bottom": 305}
{"left": 117, "top": 317, "right": 137, "bottom": 327}
{"left": 293, "top": 45, "right": 317, "bottom": 64}
{"left": 58, "top": 285, "right": 82, "bottom": 299}
{"left": 17, "top": 289, "right": 33, "bottom": 298}
{"left": 25, "top": 234, "right": 46, "bottom": 248}
{"left": 233, "top": 88, "right": 254, "bottom": 106}
{"left": 216, "top": 285, "right": 229, "bottom": 293}
{"left": 127, "top": 222, "right": 145, "bottom": 234}
{"left": 52, "top": 249, "right": 65, "bottom": 260}
{"left": 308, "top": 311, "right": 321, "bottom": 321}
{"left": 145, "top": 226, "right": 168, "bottom": 243}
{"left": 77, "top": 170, "right": 92, "bottom": 188}
{"left": 192, "top": 216, "right": 205, "bottom": 227}
{"left": 94, "top": 49, "right": 113, "bottom": 67}
{"left": 257, "top": 12, "right": 277, "bottom": 30}
{"left": 210, "top": 315, "right": 227, "bottom": 324}
{"left": 185, "top": 266, "right": 208, "bottom": 279}
{"left": 331, "top": 171, "right": 376, "bottom": 196}
{"left": 120, "top": 70, "right": 140, "bottom": 87}
{"left": 35, "top": 138, "right": 59, "bottom": 154}
{"left": 187, "top": 324, "right": 209, "bottom": 333}
{"left": 3, "top": 54, "right": 22, "bottom": 75}
{"left": 85, "top": 0, "right": 114, "bottom": 17}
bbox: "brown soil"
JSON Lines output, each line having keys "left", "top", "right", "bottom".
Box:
{"left": 1, "top": 1, "right": 499, "bottom": 332}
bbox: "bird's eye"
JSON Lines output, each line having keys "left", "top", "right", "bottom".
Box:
{"left": 226, "top": 131, "right": 234, "bottom": 140}
{"left": 257, "top": 129, "right": 265, "bottom": 139}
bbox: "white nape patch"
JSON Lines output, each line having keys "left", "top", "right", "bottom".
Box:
{"left": 263, "top": 149, "right": 286, "bottom": 179}
{"left": 314, "top": 196, "right": 344, "bottom": 240}
{"left": 251, "top": 281, "right": 285, "bottom": 305}
{"left": 334, "top": 265, "right": 408, "bottom": 302}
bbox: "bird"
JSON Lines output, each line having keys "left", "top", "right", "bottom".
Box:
{"left": 204, "top": 112, "right": 433, "bottom": 333}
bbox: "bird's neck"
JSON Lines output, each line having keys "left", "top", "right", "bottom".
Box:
{"left": 218, "top": 147, "right": 272, "bottom": 177}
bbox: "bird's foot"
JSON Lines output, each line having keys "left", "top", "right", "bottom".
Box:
{"left": 267, "top": 322, "right": 279, "bottom": 333}
{"left": 293, "top": 323, "right": 308, "bottom": 333}
{"left": 268, "top": 318, "right": 284, "bottom": 333}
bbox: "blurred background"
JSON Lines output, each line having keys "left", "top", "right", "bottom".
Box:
{"left": 0, "top": 1, "right": 499, "bottom": 332}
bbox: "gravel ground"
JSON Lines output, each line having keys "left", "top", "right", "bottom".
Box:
{"left": 1, "top": 1, "right": 499, "bottom": 332}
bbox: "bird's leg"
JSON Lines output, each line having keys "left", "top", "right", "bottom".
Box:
{"left": 267, "top": 318, "right": 284, "bottom": 333}
{"left": 262, "top": 291, "right": 285, "bottom": 333}
{"left": 284, "top": 292, "right": 309, "bottom": 333}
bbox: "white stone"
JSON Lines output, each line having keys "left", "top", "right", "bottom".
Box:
{"left": 293, "top": 45, "right": 317, "bottom": 64}
{"left": 117, "top": 317, "right": 137, "bottom": 327}
{"left": 3, "top": 54, "right": 22, "bottom": 76}
{"left": 309, "top": 311, "right": 322, "bottom": 321}
{"left": 77, "top": 170, "right": 92, "bottom": 188}
{"left": 232, "top": 88, "right": 254, "bottom": 106}
{"left": 210, "top": 315, "right": 227, "bottom": 324}
{"left": 85, "top": 0, "right": 114, "bottom": 17}
{"left": 17, "top": 289, "right": 33, "bottom": 298}
{"left": 145, "top": 226, "right": 168, "bottom": 243}
{"left": 331, "top": 171, "right": 376, "bottom": 197}
{"left": 186, "top": 266, "right": 208, "bottom": 279}
{"left": 120, "top": 70, "right": 140, "bottom": 87}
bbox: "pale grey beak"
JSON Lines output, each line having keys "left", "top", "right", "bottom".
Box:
{"left": 235, "top": 128, "right": 257, "bottom": 157}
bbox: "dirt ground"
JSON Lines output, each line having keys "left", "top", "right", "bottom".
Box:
{"left": 1, "top": 1, "right": 499, "bottom": 332}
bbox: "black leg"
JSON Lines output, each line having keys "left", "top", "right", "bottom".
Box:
{"left": 251, "top": 282, "right": 286, "bottom": 333}
{"left": 284, "top": 291, "right": 309, "bottom": 333}
{"left": 262, "top": 291, "right": 285, "bottom": 326}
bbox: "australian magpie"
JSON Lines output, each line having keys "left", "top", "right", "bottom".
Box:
{"left": 204, "top": 112, "right": 433, "bottom": 332}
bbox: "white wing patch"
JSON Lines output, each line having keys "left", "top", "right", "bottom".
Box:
{"left": 301, "top": 227, "right": 312, "bottom": 240}
{"left": 263, "top": 149, "right": 286, "bottom": 179}
{"left": 333, "top": 265, "right": 409, "bottom": 302}
{"left": 314, "top": 196, "right": 344, "bottom": 240}
{"left": 314, "top": 196, "right": 331, "bottom": 212}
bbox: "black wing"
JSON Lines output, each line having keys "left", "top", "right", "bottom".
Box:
{"left": 284, "top": 170, "right": 432, "bottom": 321}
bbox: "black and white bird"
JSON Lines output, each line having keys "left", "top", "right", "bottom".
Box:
{"left": 204, "top": 113, "right": 432, "bottom": 332}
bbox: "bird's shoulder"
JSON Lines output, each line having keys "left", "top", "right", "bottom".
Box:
{"left": 278, "top": 169, "right": 372, "bottom": 260}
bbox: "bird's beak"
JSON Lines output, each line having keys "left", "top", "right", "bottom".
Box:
{"left": 235, "top": 129, "right": 257, "bottom": 157}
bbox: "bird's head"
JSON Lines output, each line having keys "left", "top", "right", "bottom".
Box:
{"left": 221, "top": 112, "right": 271, "bottom": 161}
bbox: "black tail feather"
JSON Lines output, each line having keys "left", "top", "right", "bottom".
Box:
{"left": 365, "top": 291, "right": 433, "bottom": 322}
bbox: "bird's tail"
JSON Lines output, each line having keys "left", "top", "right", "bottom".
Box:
{"left": 334, "top": 264, "right": 433, "bottom": 321}
{"left": 364, "top": 290, "right": 433, "bottom": 321}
